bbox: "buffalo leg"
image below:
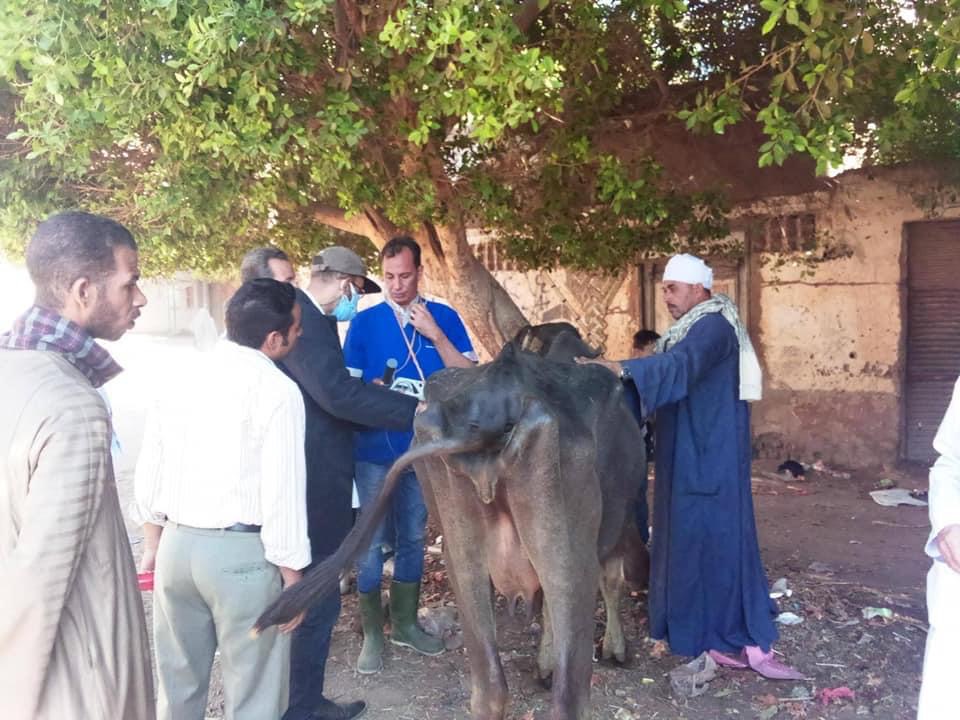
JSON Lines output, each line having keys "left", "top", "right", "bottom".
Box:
{"left": 446, "top": 559, "right": 508, "bottom": 720}
{"left": 420, "top": 460, "right": 508, "bottom": 720}
{"left": 536, "top": 598, "right": 555, "bottom": 686}
{"left": 599, "top": 555, "right": 627, "bottom": 663}
{"left": 502, "top": 408, "right": 602, "bottom": 720}
{"left": 536, "top": 556, "right": 599, "bottom": 720}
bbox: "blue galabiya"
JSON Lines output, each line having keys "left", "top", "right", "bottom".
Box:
{"left": 620, "top": 301, "right": 777, "bottom": 658}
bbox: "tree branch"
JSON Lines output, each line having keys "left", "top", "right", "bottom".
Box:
{"left": 311, "top": 203, "right": 376, "bottom": 237}
{"left": 333, "top": 1, "right": 361, "bottom": 89}
{"left": 311, "top": 203, "right": 407, "bottom": 246}
{"left": 637, "top": 46, "right": 670, "bottom": 109}
{"left": 362, "top": 207, "right": 402, "bottom": 244}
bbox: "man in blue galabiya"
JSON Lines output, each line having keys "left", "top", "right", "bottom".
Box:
{"left": 343, "top": 235, "right": 476, "bottom": 675}
{"left": 579, "top": 253, "right": 801, "bottom": 679}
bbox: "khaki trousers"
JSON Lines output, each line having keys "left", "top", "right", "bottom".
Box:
{"left": 153, "top": 524, "right": 289, "bottom": 720}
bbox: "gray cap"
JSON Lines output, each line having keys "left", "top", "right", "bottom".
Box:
{"left": 311, "top": 246, "right": 381, "bottom": 294}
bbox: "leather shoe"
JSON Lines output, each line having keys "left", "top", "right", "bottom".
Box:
{"left": 312, "top": 698, "right": 367, "bottom": 720}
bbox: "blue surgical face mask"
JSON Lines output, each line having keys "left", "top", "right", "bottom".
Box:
{"left": 332, "top": 283, "right": 360, "bottom": 322}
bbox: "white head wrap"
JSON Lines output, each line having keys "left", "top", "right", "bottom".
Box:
{"left": 663, "top": 253, "right": 713, "bottom": 289}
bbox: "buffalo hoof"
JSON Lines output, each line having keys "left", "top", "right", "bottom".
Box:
{"left": 600, "top": 646, "right": 630, "bottom": 667}
{"left": 536, "top": 672, "right": 553, "bottom": 691}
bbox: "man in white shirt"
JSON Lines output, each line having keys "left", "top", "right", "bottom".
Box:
{"left": 918, "top": 377, "right": 960, "bottom": 719}
{"left": 134, "top": 279, "right": 312, "bottom": 720}
{"left": 242, "top": 246, "right": 418, "bottom": 720}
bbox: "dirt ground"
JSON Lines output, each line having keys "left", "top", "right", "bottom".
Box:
{"left": 127, "top": 458, "right": 930, "bottom": 720}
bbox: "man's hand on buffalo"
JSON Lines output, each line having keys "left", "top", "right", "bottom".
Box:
{"left": 576, "top": 356, "right": 623, "bottom": 375}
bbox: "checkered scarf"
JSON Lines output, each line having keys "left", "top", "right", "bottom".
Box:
{"left": 1, "top": 305, "right": 123, "bottom": 387}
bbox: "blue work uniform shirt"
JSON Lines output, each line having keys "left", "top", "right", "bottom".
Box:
{"left": 343, "top": 299, "right": 475, "bottom": 464}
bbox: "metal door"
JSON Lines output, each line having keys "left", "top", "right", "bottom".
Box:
{"left": 905, "top": 220, "right": 960, "bottom": 462}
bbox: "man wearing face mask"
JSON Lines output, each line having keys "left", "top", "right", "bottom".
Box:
{"left": 244, "top": 246, "right": 419, "bottom": 720}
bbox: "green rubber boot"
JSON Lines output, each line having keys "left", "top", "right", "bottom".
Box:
{"left": 388, "top": 580, "right": 444, "bottom": 656}
{"left": 357, "top": 591, "right": 385, "bottom": 674}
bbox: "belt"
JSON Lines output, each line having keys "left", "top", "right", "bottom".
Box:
{"left": 223, "top": 523, "right": 261, "bottom": 533}
{"left": 172, "top": 522, "right": 262, "bottom": 533}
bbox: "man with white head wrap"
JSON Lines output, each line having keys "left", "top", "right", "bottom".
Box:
{"left": 580, "top": 253, "right": 799, "bottom": 679}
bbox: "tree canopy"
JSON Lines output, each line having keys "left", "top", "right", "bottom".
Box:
{"left": 1, "top": 0, "right": 957, "bottom": 351}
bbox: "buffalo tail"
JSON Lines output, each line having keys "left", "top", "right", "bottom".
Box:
{"left": 254, "top": 435, "right": 481, "bottom": 631}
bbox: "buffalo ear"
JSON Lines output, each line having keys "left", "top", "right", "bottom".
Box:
{"left": 413, "top": 402, "right": 445, "bottom": 443}
{"left": 582, "top": 340, "right": 603, "bottom": 359}
{"left": 511, "top": 324, "right": 533, "bottom": 347}
{"left": 507, "top": 324, "right": 545, "bottom": 356}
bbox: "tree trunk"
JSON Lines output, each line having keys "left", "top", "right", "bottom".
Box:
{"left": 411, "top": 222, "right": 528, "bottom": 361}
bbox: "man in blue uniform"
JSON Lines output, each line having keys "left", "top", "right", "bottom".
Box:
{"left": 343, "top": 235, "right": 476, "bottom": 674}
{"left": 581, "top": 254, "right": 800, "bottom": 679}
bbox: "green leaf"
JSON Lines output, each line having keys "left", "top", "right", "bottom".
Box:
{"left": 894, "top": 86, "right": 914, "bottom": 103}
{"left": 824, "top": 71, "right": 838, "bottom": 94}
{"left": 784, "top": 70, "right": 798, "bottom": 92}
{"left": 762, "top": 9, "right": 783, "bottom": 34}
{"left": 934, "top": 47, "right": 955, "bottom": 70}
{"left": 861, "top": 31, "right": 874, "bottom": 55}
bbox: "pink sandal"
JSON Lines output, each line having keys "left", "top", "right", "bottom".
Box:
{"left": 709, "top": 646, "right": 805, "bottom": 680}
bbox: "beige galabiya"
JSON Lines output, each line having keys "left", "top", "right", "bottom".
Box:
{"left": 0, "top": 350, "right": 154, "bottom": 720}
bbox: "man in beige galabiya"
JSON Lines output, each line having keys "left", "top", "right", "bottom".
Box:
{"left": 0, "top": 211, "right": 154, "bottom": 720}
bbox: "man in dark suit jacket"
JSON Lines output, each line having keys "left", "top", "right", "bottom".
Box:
{"left": 242, "top": 246, "right": 418, "bottom": 720}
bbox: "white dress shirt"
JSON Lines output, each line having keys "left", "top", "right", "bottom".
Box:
{"left": 133, "top": 340, "right": 311, "bottom": 570}
{"left": 919, "top": 379, "right": 960, "bottom": 719}
{"left": 926, "top": 378, "right": 960, "bottom": 560}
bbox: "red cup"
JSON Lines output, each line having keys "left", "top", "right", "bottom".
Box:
{"left": 137, "top": 571, "right": 154, "bottom": 592}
